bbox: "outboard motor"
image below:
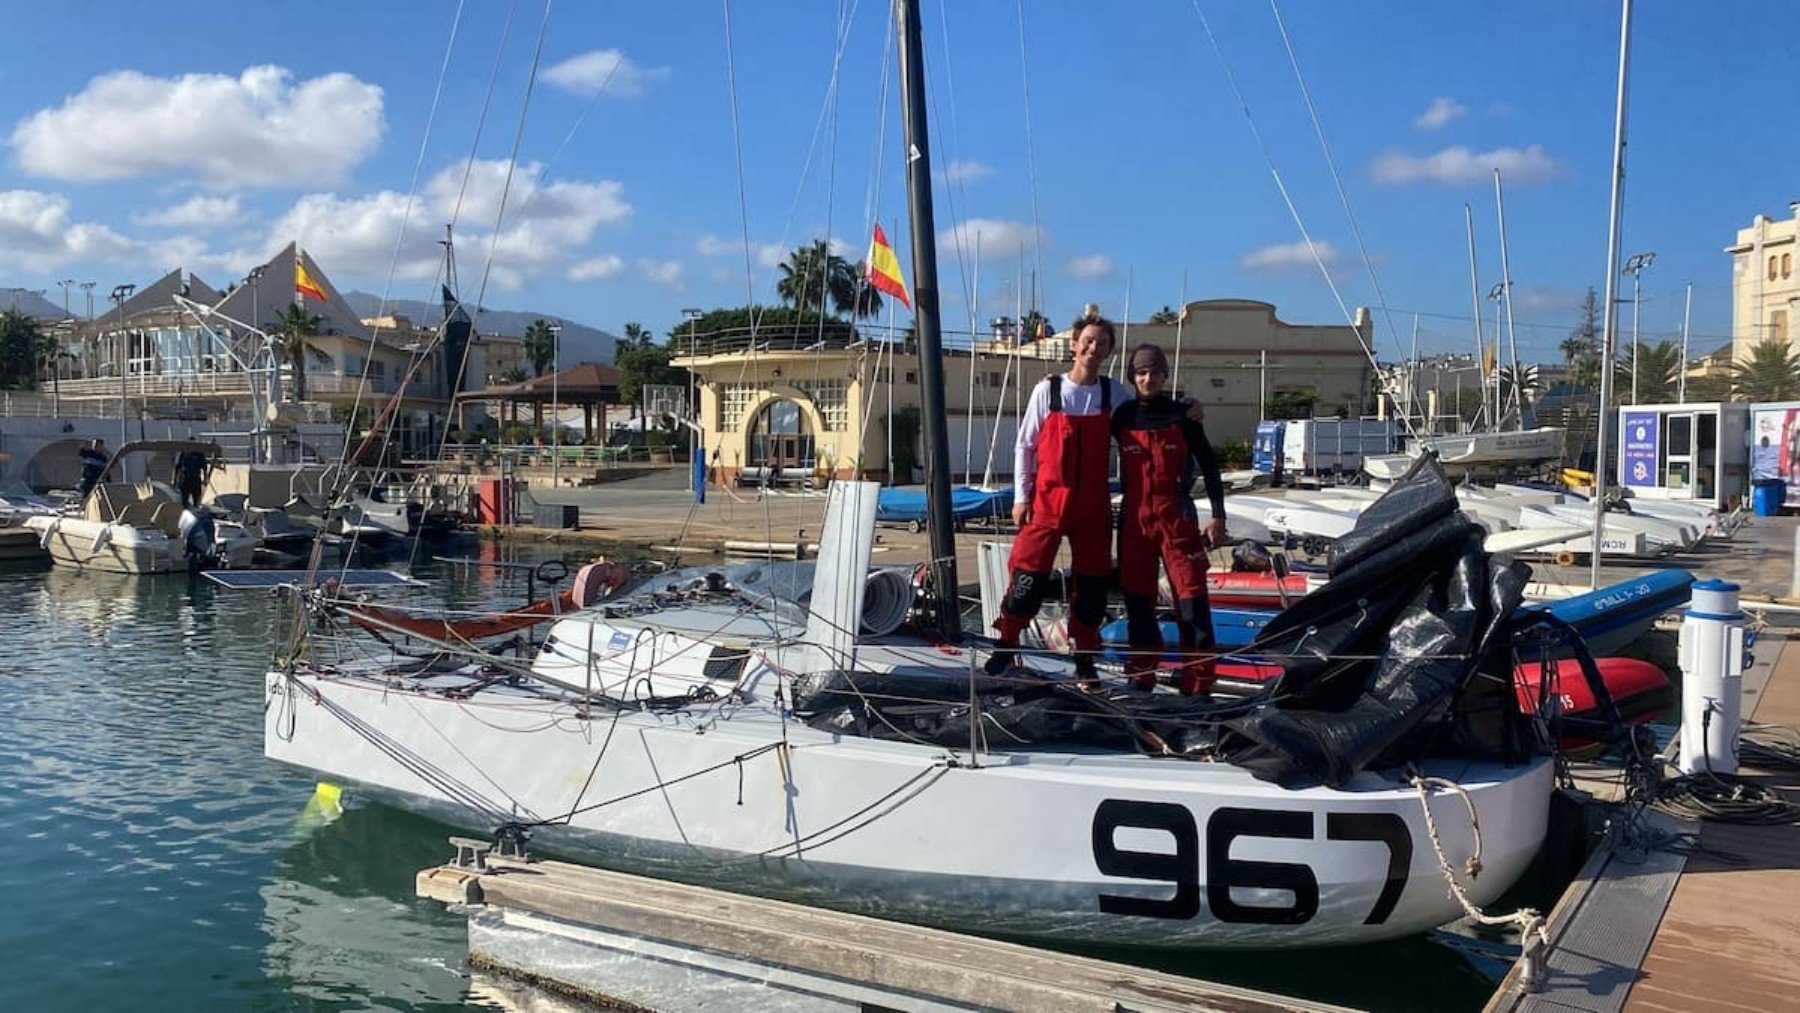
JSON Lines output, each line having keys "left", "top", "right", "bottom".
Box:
{"left": 178, "top": 508, "right": 219, "bottom": 572}
{"left": 1231, "top": 539, "right": 1273, "bottom": 573}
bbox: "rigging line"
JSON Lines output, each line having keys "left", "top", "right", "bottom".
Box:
{"left": 1187, "top": 1, "right": 1398, "bottom": 424}
{"left": 928, "top": 0, "right": 978, "bottom": 337}
{"left": 473, "top": 0, "right": 555, "bottom": 312}
{"left": 1014, "top": 0, "right": 1048, "bottom": 316}
{"left": 449, "top": 0, "right": 521, "bottom": 231}
{"left": 1267, "top": 1, "right": 1408, "bottom": 395}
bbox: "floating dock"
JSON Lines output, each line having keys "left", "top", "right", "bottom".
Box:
{"left": 417, "top": 845, "right": 1351, "bottom": 1013}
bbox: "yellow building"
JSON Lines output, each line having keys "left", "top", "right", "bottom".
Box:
{"left": 1725, "top": 205, "right": 1800, "bottom": 362}
{"left": 676, "top": 298, "right": 1373, "bottom": 486}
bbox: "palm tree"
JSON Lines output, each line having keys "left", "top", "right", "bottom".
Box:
{"left": 1613, "top": 339, "right": 1684, "bottom": 404}
{"left": 622, "top": 321, "right": 652, "bottom": 346}
{"left": 776, "top": 240, "right": 861, "bottom": 317}
{"left": 0, "top": 309, "right": 49, "bottom": 389}
{"left": 1733, "top": 339, "right": 1800, "bottom": 402}
{"left": 270, "top": 303, "right": 325, "bottom": 401}
{"left": 522, "top": 319, "right": 557, "bottom": 377}
{"left": 1147, "top": 305, "right": 1179, "bottom": 326}
{"left": 848, "top": 263, "right": 884, "bottom": 320}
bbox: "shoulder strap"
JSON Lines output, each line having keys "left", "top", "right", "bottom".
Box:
{"left": 1101, "top": 377, "right": 1113, "bottom": 412}
{"left": 1047, "top": 374, "right": 1062, "bottom": 413}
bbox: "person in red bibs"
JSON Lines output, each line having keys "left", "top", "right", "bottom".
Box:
{"left": 1113, "top": 343, "right": 1228, "bottom": 694}
{"left": 987, "top": 306, "right": 1126, "bottom": 681}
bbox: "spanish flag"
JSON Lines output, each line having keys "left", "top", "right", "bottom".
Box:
{"left": 864, "top": 224, "right": 910, "bottom": 309}
{"left": 295, "top": 259, "right": 328, "bottom": 303}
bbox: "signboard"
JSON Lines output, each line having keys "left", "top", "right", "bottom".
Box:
{"left": 1621, "top": 411, "right": 1659, "bottom": 488}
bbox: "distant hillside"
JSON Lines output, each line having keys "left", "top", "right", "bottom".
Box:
{"left": 342, "top": 290, "right": 618, "bottom": 365}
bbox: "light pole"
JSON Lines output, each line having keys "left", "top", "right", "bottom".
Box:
{"left": 80, "top": 281, "right": 95, "bottom": 319}
{"left": 110, "top": 284, "right": 135, "bottom": 444}
{"left": 57, "top": 279, "right": 74, "bottom": 317}
{"left": 682, "top": 308, "right": 703, "bottom": 497}
{"left": 548, "top": 322, "right": 562, "bottom": 491}
{"left": 1623, "top": 251, "right": 1655, "bottom": 404}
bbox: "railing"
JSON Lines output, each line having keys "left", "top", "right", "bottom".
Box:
{"left": 51, "top": 372, "right": 403, "bottom": 399}
{"left": 422, "top": 443, "right": 664, "bottom": 468}
{"left": 0, "top": 389, "right": 337, "bottom": 424}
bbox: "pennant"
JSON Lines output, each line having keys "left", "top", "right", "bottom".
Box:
{"left": 295, "top": 259, "right": 328, "bottom": 303}
{"left": 864, "top": 224, "right": 911, "bottom": 309}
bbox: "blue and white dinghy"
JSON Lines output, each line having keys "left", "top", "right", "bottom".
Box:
{"left": 266, "top": 459, "right": 1554, "bottom": 950}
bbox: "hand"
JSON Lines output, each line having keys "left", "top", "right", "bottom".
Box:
{"left": 1183, "top": 399, "right": 1205, "bottom": 423}
{"left": 1012, "top": 501, "right": 1031, "bottom": 528}
{"left": 1204, "top": 517, "right": 1228, "bottom": 548}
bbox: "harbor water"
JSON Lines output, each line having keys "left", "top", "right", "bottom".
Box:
{"left": 0, "top": 547, "right": 1531, "bottom": 1011}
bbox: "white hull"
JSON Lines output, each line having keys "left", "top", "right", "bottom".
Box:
{"left": 266, "top": 666, "right": 1548, "bottom": 950}
{"left": 24, "top": 515, "right": 256, "bottom": 573}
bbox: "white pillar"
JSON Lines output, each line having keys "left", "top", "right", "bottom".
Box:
{"left": 1677, "top": 579, "right": 1745, "bottom": 776}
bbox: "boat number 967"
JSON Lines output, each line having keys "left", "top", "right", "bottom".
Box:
{"left": 1091, "top": 800, "right": 1411, "bottom": 925}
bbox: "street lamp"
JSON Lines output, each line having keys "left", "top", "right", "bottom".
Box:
{"left": 1622, "top": 251, "right": 1656, "bottom": 405}
{"left": 57, "top": 279, "right": 75, "bottom": 317}
{"left": 110, "top": 284, "right": 136, "bottom": 444}
{"left": 548, "top": 322, "right": 562, "bottom": 491}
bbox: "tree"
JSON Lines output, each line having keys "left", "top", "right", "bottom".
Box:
{"left": 0, "top": 309, "right": 48, "bottom": 389}
{"left": 776, "top": 240, "right": 865, "bottom": 317}
{"left": 1563, "top": 287, "right": 1603, "bottom": 390}
{"left": 614, "top": 335, "right": 689, "bottom": 412}
{"left": 500, "top": 365, "right": 528, "bottom": 383}
{"left": 1147, "top": 305, "right": 1180, "bottom": 326}
{"left": 1733, "top": 339, "right": 1800, "bottom": 402}
{"left": 270, "top": 304, "right": 325, "bottom": 401}
{"left": 522, "top": 318, "right": 558, "bottom": 377}
{"left": 663, "top": 305, "right": 858, "bottom": 354}
{"left": 1020, "top": 310, "right": 1050, "bottom": 343}
{"left": 1614, "top": 339, "right": 1683, "bottom": 404}
{"left": 622, "top": 321, "right": 652, "bottom": 346}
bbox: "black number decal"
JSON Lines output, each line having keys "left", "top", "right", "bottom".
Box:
{"left": 1091, "top": 799, "right": 1201, "bottom": 920}
{"left": 1205, "top": 807, "right": 1318, "bottom": 925}
{"left": 1326, "top": 812, "right": 1412, "bottom": 925}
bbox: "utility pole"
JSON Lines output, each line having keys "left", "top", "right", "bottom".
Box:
{"left": 110, "top": 284, "right": 136, "bottom": 444}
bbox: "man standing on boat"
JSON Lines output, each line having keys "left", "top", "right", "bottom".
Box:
{"left": 1114, "top": 343, "right": 1227, "bottom": 694}
{"left": 76, "top": 438, "right": 107, "bottom": 502}
{"left": 173, "top": 448, "right": 210, "bottom": 509}
{"left": 987, "top": 305, "right": 1201, "bottom": 682}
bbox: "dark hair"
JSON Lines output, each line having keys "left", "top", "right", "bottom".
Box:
{"left": 1070, "top": 302, "right": 1116, "bottom": 355}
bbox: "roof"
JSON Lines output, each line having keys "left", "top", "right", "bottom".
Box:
{"left": 212, "top": 242, "right": 370, "bottom": 342}
{"left": 110, "top": 268, "right": 222, "bottom": 321}
{"left": 459, "top": 361, "right": 622, "bottom": 402}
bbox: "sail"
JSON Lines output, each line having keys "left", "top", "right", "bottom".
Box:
{"left": 441, "top": 285, "right": 474, "bottom": 398}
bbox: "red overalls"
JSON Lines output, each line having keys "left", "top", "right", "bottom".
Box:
{"left": 1116, "top": 409, "right": 1217, "bottom": 694}
{"left": 993, "top": 376, "right": 1114, "bottom": 674}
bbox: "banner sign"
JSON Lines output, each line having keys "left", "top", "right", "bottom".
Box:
{"left": 1621, "top": 411, "right": 1659, "bottom": 488}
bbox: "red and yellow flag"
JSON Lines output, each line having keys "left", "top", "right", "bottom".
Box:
{"left": 295, "top": 260, "right": 328, "bottom": 303}
{"left": 864, "top": 224, "right": 910, "bottom": 309}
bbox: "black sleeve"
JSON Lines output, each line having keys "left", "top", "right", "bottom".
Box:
{"left": 1184, "top": 417, "right": 1227, "bottom": 520}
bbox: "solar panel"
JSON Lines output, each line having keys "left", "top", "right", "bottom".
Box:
{"left": 204, "top": 569, "right": 420, "bottom": 589}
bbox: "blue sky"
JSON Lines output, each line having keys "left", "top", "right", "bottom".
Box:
{"left": 0, "top": 1, "right": 1789, "bottom": 363}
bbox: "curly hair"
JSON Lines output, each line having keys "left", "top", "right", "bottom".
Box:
{"left": 1069, "top": 302, "right": 1117, "bottom": 355}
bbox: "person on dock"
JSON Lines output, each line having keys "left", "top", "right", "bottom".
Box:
{"left": 987, "top": 305, "right": 1201, "bottom": 683}
{"left": 76, "top": 438, "right": 108, "bottom": 502}
{"left": 1113, "top": 343, "right": 1227, "bottom": 694}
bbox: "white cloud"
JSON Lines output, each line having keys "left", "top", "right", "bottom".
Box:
{"left": 696, "top": 233, "right": 786, "bottom": 268}
{"left": 639, "top": 258, "right": 683, "bottom": 287}
{"left": 937, "top": 218, "right": 1040, "bottom": 258}
{"left": 1065, "top": 254, "right": 1113, "bottom": 279}
{"left": 568, "top": 255, "right": 624, "bottom": 281}
{"left": 10, "top": 66, "right": 382, "bottom": 187}
{"left": 132, "top": 194, "right": 242, "bottom": 230}
{"left": 543, "top": 49, "right": 669, "bottom": 98}
{"left": 1413, "top": 97, "right": 1467, "bottom": 130}
{"left": 1371, "top": 144, "right": 1564, "bottom": 185}
{"left": 262, "top": 159, "right": 632, "bottom": 290}
{"left": 0, "top": 189, "right": 135, "bottom": 272}
{"left": 1239, "top": 239, "right": 1342, "bottom": 274}
{"left": 941, "top": 160, "right": 993, "bottom": 184}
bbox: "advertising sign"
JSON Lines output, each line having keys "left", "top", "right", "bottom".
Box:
{"left": 1621, "top": 411, "right": 1659, "bottom": 488}
{"left": 1752, "top": 407, "right": 1800, "bottom": 506}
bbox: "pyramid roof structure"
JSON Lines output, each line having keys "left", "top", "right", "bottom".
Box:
{"left": 213, "top": 242, "right": 369, "bottom": 342}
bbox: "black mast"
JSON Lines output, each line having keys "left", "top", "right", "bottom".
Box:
{"left": 895, "top": 0, "right": 959, "bottom": 641}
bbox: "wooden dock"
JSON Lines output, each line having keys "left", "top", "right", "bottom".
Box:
{"left": 1487, "top": 629, "right": 1800, "bottom": 1013}
{"left": 418, "top": 850, "right": 1351, "bottom": 1013}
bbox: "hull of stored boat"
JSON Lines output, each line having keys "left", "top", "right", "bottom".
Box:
{"left": 265, "top": 664, "right": 1551, "bottom": 950}
{"left": 23, "top": 515, "right": 256, "bottom": 574}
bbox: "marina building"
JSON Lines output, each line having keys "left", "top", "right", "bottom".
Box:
{"left": 1725, "top": 204, "right": 1800, "bottom": 363}
{"left": 675, "top": 298, "right": 1374, "bottom": 486}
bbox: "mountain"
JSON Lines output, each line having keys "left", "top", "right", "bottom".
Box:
{"left": 3, "top": 289, "right": 74, "bottom": 319}
{"left": 341, "top": 290, "right": 618, "bottom": 365}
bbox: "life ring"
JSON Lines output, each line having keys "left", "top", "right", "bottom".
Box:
{"left": 571, "top": 559, "right": 631, "bottom": 608}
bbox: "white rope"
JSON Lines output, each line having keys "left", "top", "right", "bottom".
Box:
{"left": 1411, "top": 774, "right": 1548, "bottom": 945}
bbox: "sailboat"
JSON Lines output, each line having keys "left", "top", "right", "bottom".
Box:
{"left": 264, "top": 2, "right": 1558, "bottom": 950}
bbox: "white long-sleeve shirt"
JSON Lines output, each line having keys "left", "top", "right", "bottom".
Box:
{"left": 1013, "top": 373, "right": 1132, "bottom": 503}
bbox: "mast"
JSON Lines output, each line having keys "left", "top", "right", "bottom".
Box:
{"left": 1590, "top": 0, "right": 1634, "bottom": 590}
{"left": 1464, "top": 204, "right": 1489, "bottom": 429}
{"left": 895, "top": 0, "right": 959, "bottom": 639}
{"left": 1494, "top": 169, "right": 1524, "bottom": 428}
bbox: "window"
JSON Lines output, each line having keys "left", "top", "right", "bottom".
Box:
{"left": 720, "top": 383, "right": 760, "bottom": 430}
{"left": 905, "top": 370, "right": 917, "bottom": 384}
{"left": 792, "top": 377, "right": 848, "bottom": 431}
{"left": 1771, "top": 256, "right": 1780, "bottom": 282}
{"left": 987, "top": 371, "right": 1002, "bottom": 387}
{"left": 1784, "top": 253, "right": 1792, "bottom": 279}
{"left": 1772, "top": 310, "right": 1789, "bottom": 343}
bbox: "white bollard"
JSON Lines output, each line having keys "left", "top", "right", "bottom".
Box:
{"left": 1676, "top": 579, "right": 1745, "bottom": 776}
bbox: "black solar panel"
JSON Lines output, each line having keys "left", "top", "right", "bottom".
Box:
{"left": 204, "top": 569, "right": 420, "bottom": 589}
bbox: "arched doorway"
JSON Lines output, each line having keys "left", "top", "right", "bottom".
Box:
{"left": 748, "top": 398, "right": 814, "bottom": 485}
